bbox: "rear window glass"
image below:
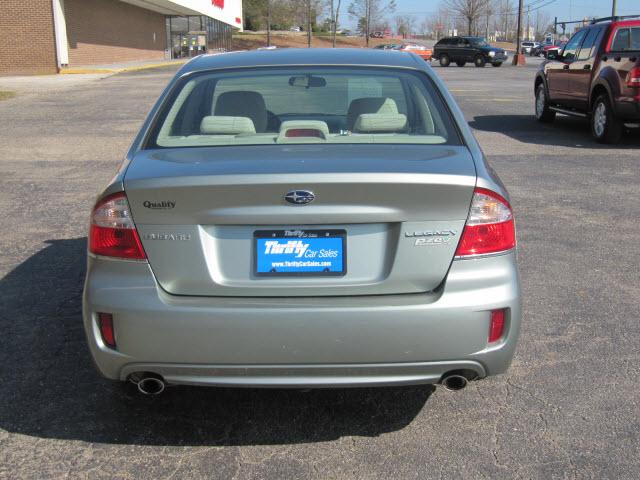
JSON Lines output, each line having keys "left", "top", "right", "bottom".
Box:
{"left": 611, "top": 27, "right": 640, "bottom": 51}
{"left": 146, "top": 67, "right": 461, "bottom": 148}
{"left": 634, "top": 28, "right": 640, "bottom": 49}
{"left": 612, "top": 28, "right": 630, "bottom": 50}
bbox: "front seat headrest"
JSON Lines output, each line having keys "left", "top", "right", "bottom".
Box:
{"left": 347, "top": 97, "right": 399, "bottom": 130}
{"left": 214, "top": 91, "right": 268, "bottom": 133}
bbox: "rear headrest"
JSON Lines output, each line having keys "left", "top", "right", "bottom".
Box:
{"left": 200, "top": 116, "right": 256, "bottom": 135}
{"left": 347, "top": 97, "right": 399, "bottom": 130}
{"left": 214, "top": 91, "right": 268, "bottom": 132}
{"left": 353, "top": 113, "right": 407, "bottom": 133}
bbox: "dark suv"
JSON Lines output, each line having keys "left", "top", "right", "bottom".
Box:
{"left": 433, "top": 36, "right": 508, "bottom": 68}
{"left": 534, "top": 16, "right": 640, "bottom": 143}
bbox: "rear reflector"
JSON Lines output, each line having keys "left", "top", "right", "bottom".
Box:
{"left": 489, "top": 309, "right": 506, "bottom": 343}
{"left": 98, "top": 312, "right": 116, "bottom": 348}
{"left": 89, "top": 192, "right": 146, "bottom": 260}
{"left": 456, "top": 188, "right": 516, "bottom": 257}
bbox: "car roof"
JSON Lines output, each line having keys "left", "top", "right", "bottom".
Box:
{"left": 181, "top": 48, "right": 424, "bottom": 74}
{"left": 611, "top": 19, "right": 640, "bottom": 28}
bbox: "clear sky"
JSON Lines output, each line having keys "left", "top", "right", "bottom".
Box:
{"left": 392, "top": 0, "right": 637, "bottom": 22}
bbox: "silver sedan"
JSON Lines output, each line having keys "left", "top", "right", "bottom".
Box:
{"left": 83, "top": 48, "right": 521, "bottom": 395}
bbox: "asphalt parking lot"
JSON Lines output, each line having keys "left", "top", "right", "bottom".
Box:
{"left": 1, "top": 57, "right": 639, "bottom": 479}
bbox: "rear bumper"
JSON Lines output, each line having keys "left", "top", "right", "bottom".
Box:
{"left": 83, "top": 252, "right": 521, "bottom": 387}
{"left": 616, "top": 97, "right": 640, "bottom": 122}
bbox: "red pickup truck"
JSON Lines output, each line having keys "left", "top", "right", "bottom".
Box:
{"left": 534, "top": 16, "right": 640, "bottom": 143}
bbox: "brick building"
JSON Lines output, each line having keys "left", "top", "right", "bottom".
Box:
{"left": 0, "top": 0, "right": 243, "bottom": 75}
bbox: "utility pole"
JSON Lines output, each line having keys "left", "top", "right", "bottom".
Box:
{"left": 307, "top": 0, "right": 312, "bottom": 48}
{"left": 526, "top": 5, "right": 530, "bottom": 41}
{"left": 485, "top": 12, "right": 490, "bottom": 40}
{"left": 266, "top": 0, "right": 271, "bottom": 47}
{"left": 365, "top": 0, "right": 370, "bottom": 47}
{"left": 512, "top": 0, "right": 525, "bottom": 65}
{"left": 331, "top": 0, "right": 335, "bottom": 47}
{"left": 612, "top": 0, "right": 617, "bottom": 17}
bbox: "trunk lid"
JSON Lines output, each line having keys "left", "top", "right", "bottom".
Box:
{"left": 124, "top": 145, "right": 476, "bottom": 297}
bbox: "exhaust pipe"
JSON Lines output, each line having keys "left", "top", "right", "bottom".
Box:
{"left": 135, "top": 374, "right": 166, "bottom": 395}
{"left": 441, "top": 373, "right": 468, "bottom": 392}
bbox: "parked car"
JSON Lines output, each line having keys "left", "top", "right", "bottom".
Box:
{"left": 530, "top": 42, "right": 550, "bottom": 56}
{"left": 373, "top": 43, "right": 400, "bottom": 50}
{"left": 370, "top": 31, "right": 384, "bottom": 38}
{"left": 83, "top": 48, "right": 521, "bottom": 395}
{"left": 530, "top": 44, "right": 543, "bottom": 56}
{"left": 396, "top": 43, "right": 433, "bottom": 61}
{"left": 534, "top": 16, "right": 640, "bottom": 143}
{"left": 433, "top": 36, "right": 508, "bottom": 67}
{"left": 520, "top": 41, "right": 539, "bottom": 54}
{"left": 542, "top": 41, "right": 566, "bottom": 58}
{"left": 289, "top": 27, "right": 301, "bottom": 32}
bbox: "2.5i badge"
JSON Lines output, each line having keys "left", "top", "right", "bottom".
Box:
{"left": 414, "top": 237, "right": 453, "bottom": 246}
{"left": 405, "top": 229, "right": 457, "bottom": 246}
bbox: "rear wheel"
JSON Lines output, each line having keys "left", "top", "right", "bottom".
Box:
{"left": 439, "top": 54, "right": 451, "bottom": 67}
{"left": 456, "top": 60, "right": 466, "bottom": 67}
{"left": 474, "top": 55, "right": 486, "bottom": 67}
{"left": 591, "top": 94, "right": 623, "bottom": 144}
{"left": 534, "top": 84, "right": 556, "bottom": 123}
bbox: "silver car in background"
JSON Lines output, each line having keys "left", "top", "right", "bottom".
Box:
{"left": 83, "top": 49, "right": 521, "bottom": 395}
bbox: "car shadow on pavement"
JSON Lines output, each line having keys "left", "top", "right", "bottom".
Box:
{"left": 0, "top": 238, "right": 433, "bottom": 446}
{"left": 469, "top": 114, "right": 640, "bottom": 149}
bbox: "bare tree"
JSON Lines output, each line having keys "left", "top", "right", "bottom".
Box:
{"left": 444, "top": 0, "right": 491, "bottom": 36}
{"left": 425, "top": 6, "right": 451, "bottom": 40}
{"left": 331, "top": 0, "right": 342, "bottom": 47}
{"left": 534, "top": 9, "right": 551, "bottom": 40}
{"left": 348, "top": 0, "right": 397, "bottom": 46}
{"left": 395, "top": 15, "right": 416, "bottom": 38}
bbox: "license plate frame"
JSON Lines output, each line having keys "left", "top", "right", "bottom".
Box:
{"left": 254, "top": 229, "right": 347, "bottom": 277}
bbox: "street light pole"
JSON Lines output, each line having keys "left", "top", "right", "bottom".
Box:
{"left": 612, "top": 0, "right": 617, "bottom": 17}
{"left": 512, "top": 0, "right": 525, "bottom": 65}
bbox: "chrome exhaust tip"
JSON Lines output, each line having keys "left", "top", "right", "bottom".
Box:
{"left": 136, "top": 375, "right": 165, "bottom": 395}
{"left": 441, "top": 374, "right": 468, "bottom": 392}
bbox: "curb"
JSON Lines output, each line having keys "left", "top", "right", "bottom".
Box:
{"left": 60, "top": 60, "right": 187, "bottom": 75}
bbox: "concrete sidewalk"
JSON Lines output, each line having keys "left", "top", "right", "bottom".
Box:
{"left": 0, "top": 58, "right": 187, "bottom": 96}
{"left": 60, "top": 58, "right": 188, "bottom": 74}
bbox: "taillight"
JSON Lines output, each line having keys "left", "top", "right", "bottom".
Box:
{"left": 89, "top": 192, "right": 146, "bottom": 260}
{"left": 455, "top": 187, "right": 516, "bottom": 257}
{"left": 627, "top": 67, "right": 640, "bottom": 88}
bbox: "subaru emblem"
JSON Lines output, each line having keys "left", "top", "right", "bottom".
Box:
{"left": 284, "top": 190, "right": 315, "bottom": 205}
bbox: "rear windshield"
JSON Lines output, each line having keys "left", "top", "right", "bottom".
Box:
{"left": 146, "top": 67, "right": 461, "bottom": 148}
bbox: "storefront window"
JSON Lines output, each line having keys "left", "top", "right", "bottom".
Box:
{"left": 167, "top": 16, "right": 233, "bottom": 59}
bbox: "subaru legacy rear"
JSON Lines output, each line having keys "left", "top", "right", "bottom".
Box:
{"left": 83, "top": 49, "right": 521, "bottom": 395}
